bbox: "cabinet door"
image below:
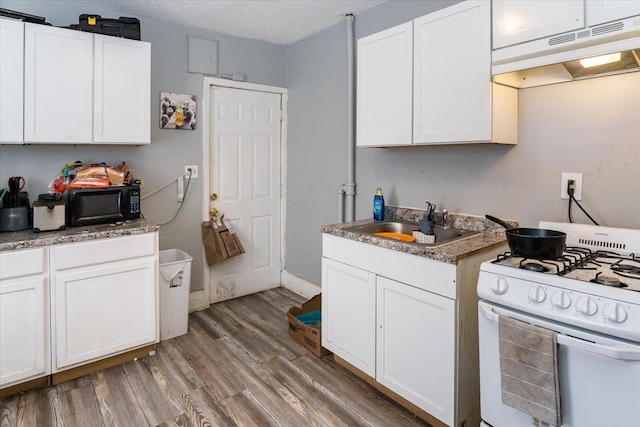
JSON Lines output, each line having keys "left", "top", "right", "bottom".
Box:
{"left": 322, "top": 258, "right": 376, "bottom": 376}
{"left": 0, "top": 277, "right": 49, "bottom": 387}
{"left": 493, "top": 0, "right": 585, "bottom": 49}
{"left": 52, "top": 257, "right": 157, "bottom": 370}
{"left": 94, "top": 35, "right": 151, "bottom": 144}
{"left": 376, "top": 276, "right": 456, "bottom": 426}
{"left": 0, "top": 18, "right": 24, "bottom": 143}
{"left": 357, "top": 21, "right": 413, "bottom": 147}
{"left": 414, "top": 1, "right": 491, "bottom": 143}
{"left": 587, "top": 0, "right": 640, "bottom": 26}
{"left": 24, "top": 24, "right": 93, "bottom": 143}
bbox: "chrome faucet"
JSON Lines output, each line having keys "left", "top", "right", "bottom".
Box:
{"left": 423, "top": 202, "right": 448, "bottom": 228}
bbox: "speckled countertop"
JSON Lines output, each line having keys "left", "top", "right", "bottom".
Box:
{"left": 321, "top": 206, "right": 518, "bottom": 264}
{"left": 0, "top": 218, "right": 159, "bottom": 252}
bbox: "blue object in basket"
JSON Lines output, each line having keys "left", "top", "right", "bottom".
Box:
{"left": 295, "top": 310, "right": 321, "bottom": 325}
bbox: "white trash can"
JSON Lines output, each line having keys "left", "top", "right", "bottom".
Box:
{"left": 159, "top": 249, "right": 192, "bottom": 341}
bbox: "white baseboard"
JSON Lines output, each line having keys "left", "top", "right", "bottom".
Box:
{"left": 188, "top": 289, "right": 208, "bottom": 313}
{"left": 189, "top": 272, "right": 319, "bottom": 311}
{"left": 281, "top": 270, "right": 321, "bottom": 298}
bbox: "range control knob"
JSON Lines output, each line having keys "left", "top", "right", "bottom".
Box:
{"left": 528, "top": 286, "right": 547, "bottom": 303}
{"left": 604, "top": 303, "right": 628, "bottom": 323}
{"left": 577, "top": 297, "right": 598, "bottom": 316}
{"left": 552, "top": 292, "right": 572, "bottom": 309}
{"left": 491, "top": 277, "right": 509, "bottom": 295}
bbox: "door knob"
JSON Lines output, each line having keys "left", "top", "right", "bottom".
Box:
{"left": 210, "top": 193, "right": 218, "bottom": 201}
{"left": 209, "top": 208, "right": 219, "bottom": 219}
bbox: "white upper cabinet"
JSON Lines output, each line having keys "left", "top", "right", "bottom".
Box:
{"left": 94, "top": 35, "right": 151, "bottom": 144}
{"left": 414, "top": 0, "right": 492, "bottom": 144}
{"left": 0, "top": 18, "right": 25, "bottom": 143}
{"left": 357, "top": 22, "right": 413, "bottom": 147}
{"left": 492, "top": 0, "right": 584, "bottom": 49}
{"left": 24, "top": 24, "right": 94, "bottom": 143}
{"left": 587, "top": 0, "right": 640, "bottom": 26}
{"left": 22, "top": 24, "right": 150, "bottom": 145}
{"left": 357, "top": 1, "right": 516, "bottom": 147}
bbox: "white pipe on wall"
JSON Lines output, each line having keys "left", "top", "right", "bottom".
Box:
{"left": 344, "top": 13, "right": 357, "bottom": 223}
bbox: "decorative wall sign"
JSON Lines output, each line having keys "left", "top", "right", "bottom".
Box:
{"left": 160, "top": 92, "right": 197, "bottom": 130}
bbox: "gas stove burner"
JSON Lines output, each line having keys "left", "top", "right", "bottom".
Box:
{"left": 521, "top": 262, "right": 550, "bottom": 273}
{"left": 598, "top": 275, "right": 621, "bottom": 286}
{"left": 590, "top": 272, "right": 627, "bottom": 288}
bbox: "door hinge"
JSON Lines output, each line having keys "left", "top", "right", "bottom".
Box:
{"left": 280, "top": 109, "right": 284, "bottom": 121}
{"left": 280, "top": 184, "right": 284, "bottom": 197}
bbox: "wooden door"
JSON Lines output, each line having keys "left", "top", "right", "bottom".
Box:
{"left": 24, "top": 24, "right": 93, "bottom": 143}
{"left": 0, "top": 276, "right": 48, "bottom": 387}
{"left": 93, "top": 35, "right": 151, "bottom": 144}
{"left": 356, "top": 21, "right": 413, "bottom": 147}
{"left": 376, "top": 276, "right": 456, "bottom": 426}
{"left": 413, "top": 0, "right": 492, "bottom": 144}
{"left": 52, "top": 258, "right": 156, "bottom": 370}
{"left": 321, "top": 258, "right": 376, "bottom": 376}
{"left": 0, "top": 18, "right": 24, "bottom": 143}
{"left": 208, "top": 87, "right": 282, "bottom": 303}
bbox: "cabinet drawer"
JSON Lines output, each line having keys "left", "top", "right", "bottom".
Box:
{"left": 0, "top": 248, "right": 46, "bottom": 280}
{"left": 53, "top": 233, "right": 156, "bottom": 271}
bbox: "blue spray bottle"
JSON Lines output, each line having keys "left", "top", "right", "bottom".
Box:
{"left": 373, "top": 188, "right": 385, "bottom": 221}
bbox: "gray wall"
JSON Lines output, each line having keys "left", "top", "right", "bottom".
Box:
{"left": 285, "top": 0, "right": 640, "bottom": 285}
{"left": 0, "top": 1, "right": 286, "bottom": 292}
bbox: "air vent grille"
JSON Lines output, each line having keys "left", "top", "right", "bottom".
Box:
{"left": 549, "top": 33, "right": 576, "bottom": 46}
{"left": 593, "top": 21, "right": 624, "bottom": 36}
{"left": 576, "top": 30, "right": 590, "bottom": 39}
{"left": 578, "top": 238, "right": 627, "bottom": 250}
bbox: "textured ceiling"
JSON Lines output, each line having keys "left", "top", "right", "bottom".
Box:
{"left": 88, "top": 0, "right": 386, "bottom": 45}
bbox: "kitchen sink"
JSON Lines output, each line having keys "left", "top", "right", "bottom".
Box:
{"left": 345, "top": 221, "right": 479, "bottom": 246}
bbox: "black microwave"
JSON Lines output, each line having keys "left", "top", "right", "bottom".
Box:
{"left": 67, "top": 185, "right": 141, "bottom": 227}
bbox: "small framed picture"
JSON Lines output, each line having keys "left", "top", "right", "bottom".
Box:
{"left": 160, "top": 92, "right": 197, "bottom": 130}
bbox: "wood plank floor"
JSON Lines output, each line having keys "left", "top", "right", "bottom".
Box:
{"left": 0, "top": 288, "right": 431, "bottom": 427}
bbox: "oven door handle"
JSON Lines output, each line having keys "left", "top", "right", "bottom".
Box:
{"left": 557, "top": 335, "right": 640, "bottom": 361}
{"left": 478, "top": 301, "right": 500, "bottom": 322}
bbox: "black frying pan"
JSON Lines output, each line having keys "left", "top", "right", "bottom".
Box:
{"left": 486, "top": 215, "right": 566, "bottom": 259}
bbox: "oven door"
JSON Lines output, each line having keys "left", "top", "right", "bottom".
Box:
{"left": 478, "top": 300, "right": 640, "bottom": 427}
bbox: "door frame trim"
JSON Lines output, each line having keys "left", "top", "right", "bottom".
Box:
{"left": 199, "top": 77, "right": 288, "bottom": 308}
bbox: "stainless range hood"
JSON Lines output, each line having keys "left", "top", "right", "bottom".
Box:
{"left": 493, "top": 14, "right": 640, "bottom": 89}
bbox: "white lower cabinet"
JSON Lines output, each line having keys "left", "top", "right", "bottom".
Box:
{"left": 51, "top": 233, "right": 158, "bottom": 371}
{"left": 322, "top": 233, "right": 505, "bottom": 427}
{"left": 376, "top": 276, "right": 456, "bottom": 425}
{"left": 322, "top": 258, "right": 376, "bottom": 376}
{"left": 0, "top": 248, "right": 49, "bottom": 388}
{"left": 0, "top": 232, "right": 158, "bottom": 391}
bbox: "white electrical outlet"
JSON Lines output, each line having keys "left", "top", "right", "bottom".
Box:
{"left": 177, "top": 176, "right": 184, "bottom": 202}
{"left": 561, "top": 172, "right": 583, "bottom": 200}
{"left": 185, "top": 165, "right": 199, "bottom": 178}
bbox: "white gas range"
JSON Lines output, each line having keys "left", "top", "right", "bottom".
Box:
{"left": 477, "top": 221, "right": 640, "bottom": 427}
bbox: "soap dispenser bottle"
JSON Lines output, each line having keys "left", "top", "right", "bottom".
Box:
{"left": 373, "top": 188, "right": 385, "bottom": 221}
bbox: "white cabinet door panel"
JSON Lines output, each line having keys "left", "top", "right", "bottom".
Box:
{"left": 0, "top": 276, "right": 49, "bottom": 387}
{"left": 0, "top": 18, "right": 24, "bottom": 143}
{"left": 414, "top": 1, "right": 492, "bottom": 143}
{"left": 53, "top": 233, "right": 156, "bottom": 271}
{"left": 587, "top": 0, "right": 640, "bottom": 26}
{"left": 94, "top": 35, "right": 150, "bottom": 144}
{"left": 377, "top": 276, "right": 456, "bottom": 426}
{"left": 357, "top": 22, "right": 413, "bottom": 147}
{"left": 24, "top": 24, "right": 93, "bottom": 143}
{"left": 0, "top": 247, "right": 45, "bottom": 280}
{"left": 493, "top": 0, "right": 585, "bottom": 49}
{"left": 322, "top": 258, "right": 376, "bottom": 376}
{"left": 53, "top": 257, "right": 156, "bottom": 370}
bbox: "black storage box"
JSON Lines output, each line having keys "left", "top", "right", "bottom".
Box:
{"left": 77, "top": 14, "right": 140, "bottom": 40}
